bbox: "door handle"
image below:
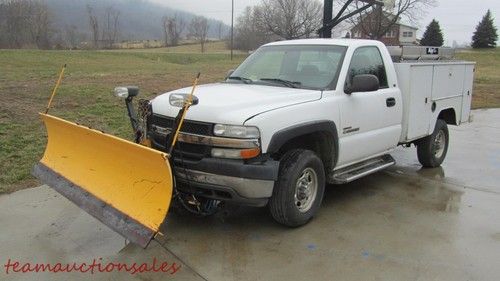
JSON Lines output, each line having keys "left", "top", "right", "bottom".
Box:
{"left": 386, "top": 97, "right": 396, "bottom": 107}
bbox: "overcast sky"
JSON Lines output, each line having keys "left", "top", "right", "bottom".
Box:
{"left": 151, "top": 0, "right": 500, "bottom": 45}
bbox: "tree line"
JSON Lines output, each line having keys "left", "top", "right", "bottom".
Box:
{"left": 231, "top": 0, "right": 436, "bottom": 51}
{"left": 0, "top": 0, "right": 497, "bottom": 50}
{"left": 162, "top": 14, "right": 213, "bottom": 52}
{"left": 0, "top": 0, "right": 51, "bottom": 49}
{"left": 419, "top": 9, "right": 497, "bottom": 48}
{"left": 232, "top": 0, "right": 498, "bottom": 50}
{"left": 0, "top": 0, "right": 222, "bottom": 50}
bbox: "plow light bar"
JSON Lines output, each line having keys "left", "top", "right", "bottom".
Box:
{"left": 114, "top": 86, "right": 140, "bottom": 99}
{"left": 169, "top": 93, "right": 199, "bottom": 107}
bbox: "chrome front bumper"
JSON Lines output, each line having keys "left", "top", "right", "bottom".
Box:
{"left": 174, "top": 168, "right": 275, "bottom": 206}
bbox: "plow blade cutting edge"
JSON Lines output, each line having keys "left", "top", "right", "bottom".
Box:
{"left": 33, "top": 113, "right": 173, "bottom": 248}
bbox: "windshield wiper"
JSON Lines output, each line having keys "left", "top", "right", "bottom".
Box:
{"left": 227, "top": 76, "right": 253, "bottom": 84}
{"left": 259, "top": 78, "right": 302, "bottom": 88}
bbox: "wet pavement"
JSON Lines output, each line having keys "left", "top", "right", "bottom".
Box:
{"left": 1, "top": 109, "right": 499, "bottom": 281}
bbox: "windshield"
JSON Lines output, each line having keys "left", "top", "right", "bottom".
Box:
{"left": 228, "top": 45, "right": 347, "bottom": 90}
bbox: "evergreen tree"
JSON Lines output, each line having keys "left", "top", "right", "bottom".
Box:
{"left": 472, "top": 10, "right": 498, "bottom": 48}
{"left": 420, "top": 19, "right": 444, "bottom": 47}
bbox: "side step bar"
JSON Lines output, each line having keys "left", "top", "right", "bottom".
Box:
{"left": 330, "top": 154, "right": 395, "bottom": 184}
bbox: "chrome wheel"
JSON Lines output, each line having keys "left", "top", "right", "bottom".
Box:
{"left": 294, "top": 167, "right": 318, "bottom": 213}
{"left": 434, "top": 130, "right": 446, "bottom": 158}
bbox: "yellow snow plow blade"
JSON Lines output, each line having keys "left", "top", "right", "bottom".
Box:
{"left": 33, "top": 113, "right": 173, "bottom": 248}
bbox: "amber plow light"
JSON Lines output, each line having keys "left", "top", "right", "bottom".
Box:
{"left": 32, "top": 113, "right": 173, "bottom": 248}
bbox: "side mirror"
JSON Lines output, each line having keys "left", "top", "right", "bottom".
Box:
{"left": 169, "top": 93, "right": 199, "bottom": 108}
{"left": 345, "top": 74, "right": 379, "bottom": 95}
{"left": 226, "top": 69, "right": 234, "bottom": 79}
{"left": 114, "top": 86, "right": 139, "bottom": 99}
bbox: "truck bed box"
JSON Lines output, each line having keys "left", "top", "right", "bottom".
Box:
{"left": 394, "top": 61, "right": 475, "bottom": 143}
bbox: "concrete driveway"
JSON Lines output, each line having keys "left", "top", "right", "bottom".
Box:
{"left": 1, "top": 109, "right": 499, "bottom": 281}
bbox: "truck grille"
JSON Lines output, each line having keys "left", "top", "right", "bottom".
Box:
{"left": 150, "top": 114, "right": 213, "bottom": 136}
{"left": 148, "top": 114, "right": 213, "bottom": 161}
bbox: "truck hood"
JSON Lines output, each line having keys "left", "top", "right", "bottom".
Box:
{"left": 152, "top": 83, "right": 321, "bottom": 125}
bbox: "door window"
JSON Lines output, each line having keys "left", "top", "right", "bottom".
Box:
{"left": 346, "top": 46, "right": 388, "bottom": 89}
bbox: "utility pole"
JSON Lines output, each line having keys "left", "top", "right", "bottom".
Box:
{"left": 322, "top": 0, "right": 333, "bottom": 38}
{"left": 230, "top": 0, "right": 234, "bottom": 60}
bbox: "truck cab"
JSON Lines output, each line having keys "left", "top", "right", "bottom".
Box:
{"left": 146, "top": 39, "right": 474, "bottom": 226}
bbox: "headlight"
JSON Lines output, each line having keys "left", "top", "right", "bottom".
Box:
{"left": 213, "top": 124, "right": 260, "bottom": 139}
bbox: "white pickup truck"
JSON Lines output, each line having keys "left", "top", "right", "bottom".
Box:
{"left": 139, "top": 39, "right": 474, "bottom": 226}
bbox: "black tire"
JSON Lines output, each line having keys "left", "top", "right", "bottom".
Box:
{"left": 269, "top": 149, "right": 325, "bottom": 227}
{"left": 417, "top": 119, "right": 449, "bottom": 168}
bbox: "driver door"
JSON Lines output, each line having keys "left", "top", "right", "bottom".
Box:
{"left": 336, "top": 46, "right": 402, "bottom": 168}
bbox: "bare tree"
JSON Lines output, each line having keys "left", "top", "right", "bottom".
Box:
{"left": 86, "top": 4, "right": 120, "bottom": 49}
{"left": 259, "top": 0, "right": 323, "bottom": 40}
{"left": 65, "top": 24, "right": 86, "bottom": 49}
{"left": 1, "top": 0, "right": 30, "bottom": 48}
{"left": 163, "top": 14, "right": 185, "bottom": 46}
{"left": 0, "top": 3, "right": 5, "bottom": 47}
{"left": 0, "top": 0, "right": 53, "bottom": 49}
{"left": 101, "top": 6, "right": 120, "bottom": 48}
{"left": 65, "top": 25, "right": 77, "bottom": 48}
{"left": 86, "top": 5, "right": 99, "bottom": 48}
{"left": 232, "top": 6, "right": 271, "bottom": 51}
{"left": 217, "top": 22, "right": 223, "bottom": 40}
{"left": 162, "top": 16, "right": 169, "bottom": 46}
{"left": 27, "top": 1, "right": 51, "bottom": 49}
{"left": 347, "top": 0, "right": 436, "bottom": 39}
{"left": 189, "top": 16, "right": 209, "bottom": 53}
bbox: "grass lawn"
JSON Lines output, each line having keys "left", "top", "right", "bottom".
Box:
{"left": 456, "top": 48, "right": 500, "bottom": 109}
{"left": 0, "top": 43, "right": 498, "bottom": 193}
{"left": 111, "top": 41, "right": 246, "bottom": 54}
{"left": 0, "top": 42, "right": 246, "bottom": 193}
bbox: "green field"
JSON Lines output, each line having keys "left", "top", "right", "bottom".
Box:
{"left": 113, "top": 41, "right": 244, "bottom": 54}
{"left": 0, "top": 43, "right": 498, "bottom": 193}
{"left": 0, "top": 42, "right": 247, "bottom": 193}
{"left": 456, "top": 49, "right": 500, "bottom": 108}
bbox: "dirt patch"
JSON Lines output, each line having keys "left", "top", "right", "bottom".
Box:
{"left": 0, "top": 178, "right": 40, "bottom": 194}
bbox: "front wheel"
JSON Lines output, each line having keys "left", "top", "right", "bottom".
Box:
{"left": 417, "top": 119, "right": 449, "bottom": 168}
{"left": 269, "top": 149, "right": 325, "bottom": 227}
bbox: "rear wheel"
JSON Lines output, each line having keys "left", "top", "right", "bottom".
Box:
{"left": 269, "top": 149, "right": 325, "bottom": 227}
{"left": 417, "top": 119, "right": 449, "bottom": 168}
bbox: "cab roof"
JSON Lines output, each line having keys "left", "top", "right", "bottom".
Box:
{"left": 263, "top": 38, "right": 385, "bottom": 48}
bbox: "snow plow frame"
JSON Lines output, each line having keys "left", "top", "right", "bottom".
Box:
{"left": 33, "top": 66, "right": 201, "bottom": 248}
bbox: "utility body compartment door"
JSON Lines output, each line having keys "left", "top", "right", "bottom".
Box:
{"left": 431, "top": 64, "right": 466, "bottom": 100}
{"left": 461, "top": 64, "right": 474, "bottom": 122}
{"left": 406, "top": 65, "right": 433, "bottom": 140}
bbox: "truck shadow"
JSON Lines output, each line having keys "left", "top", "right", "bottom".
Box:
{"left": 157, "top": 166, "right": 465, "bottom": 270}
{"left": 162, "top": 165, "right": 462, "bottom": 236}
{"left": 164, "top": 171, "right": 396, "bottom": 232}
